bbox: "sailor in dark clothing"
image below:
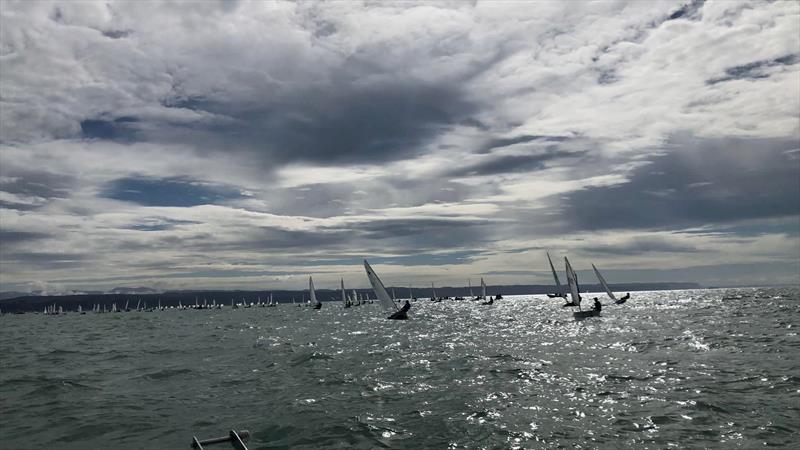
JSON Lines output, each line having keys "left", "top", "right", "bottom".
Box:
{"left": 388, "top": 300, "right": 410, "bottom": 320}
{"left": 592, "top": 297, "right": 602, "bottom": 312}
{"left": 620, "top": 292, "right": 630, "bottom": 301}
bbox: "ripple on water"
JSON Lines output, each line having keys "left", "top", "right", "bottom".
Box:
{"left": 0, "top": 288, "right": 798, "bottom": 449}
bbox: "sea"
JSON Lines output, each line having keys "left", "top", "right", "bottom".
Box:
{"left": 1, "top": 287, "right": 798, "bottom": 449}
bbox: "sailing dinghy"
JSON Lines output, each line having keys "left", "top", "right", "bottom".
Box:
{"left": 592, "top": 264, "right": 628, "bottom": 304}
{"left": 364, "top": 260, "right": 407, "bottom": 320}
{"left": 546, "top": 252, "right": 567, "bottom": 299}
{"left": 309, "top": 277, "right": 322, "bottom": 309}
{"left": 566, "top": 257, "right": 599, "bottom": 319}
{"left": 480, "top": 278, "right": 493, "bottom": 305}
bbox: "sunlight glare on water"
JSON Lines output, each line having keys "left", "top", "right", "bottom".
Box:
{"left": 1, "top": 287, "right": 798, "bottom": 449}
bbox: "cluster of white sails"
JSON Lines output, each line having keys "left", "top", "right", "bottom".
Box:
{"left": 29, "top": 253, "right": 625, "bottom": 320}
{"left": 546, "top": 252, "right": 624, "bottom": 310}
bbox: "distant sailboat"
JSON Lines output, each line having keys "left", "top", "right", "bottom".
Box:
{"left": 309, "top": 276, "right": 321, "bottom": 309}
{"left": 341, "top": 279, "right": 350, "bottom": 308}
{"left": 480, "top": 278, "right": 493, "bottom": 305}
{"left": 431, "top": 282, "right": 439, "bottom": 302}
{"left": 546, "top": 252, "right": 566, "bottom": 299}
{"left": 364, "top": 260, "right": 407, "bottom": 320}
{"left": 592, "top": 263, "right": 628, "bottom": 304}
{"left": 567, "top": 257, "right": 598, "bottom": 319}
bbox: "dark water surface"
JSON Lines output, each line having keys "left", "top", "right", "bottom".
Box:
{"left": 1, "top": 288, "right": 798, "bottom": 449}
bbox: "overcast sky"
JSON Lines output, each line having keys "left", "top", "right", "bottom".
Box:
{"left": 1, "top": 0, "right": 798, "bottom": 293}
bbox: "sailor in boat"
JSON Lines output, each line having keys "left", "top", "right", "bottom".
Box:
{"left": 388, "top": 300, "right": 411, "bottom": 320}
{"left": 480, "top": 296, "right": 494, "bottom": 305}
{"left": 617, "top": 292, "right": 630, "bottom": 304}
{"left": 592, "top": 297, "right": 602, "bottom": 313}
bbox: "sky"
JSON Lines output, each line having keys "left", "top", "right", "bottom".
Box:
{"left": 1, "top": 0, "right": 798, "bottom": 294}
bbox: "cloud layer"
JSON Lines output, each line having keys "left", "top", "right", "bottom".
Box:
{"left": 1, "top": 1, "right": 798, "bottom": 292}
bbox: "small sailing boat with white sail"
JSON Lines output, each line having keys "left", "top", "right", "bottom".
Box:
{"left": 364, "top": 260, "right": 408, "bottom": 320}
{"left": 566, "top": 257, "right": 598, "bottom": 319}
{"left": 430, "top": 282, "right": 440, "bottom": 302}
{"left": 592, "top": 264, "right": 629, "bottom": 304}
{"left": 480, "top": 278, "right": 493, "bottom": 305}
{"left": 309, "top": 276, "right": 321, "bottom": 309}
{"left": 546, "top": 252, "right": 567, "bottom": 299}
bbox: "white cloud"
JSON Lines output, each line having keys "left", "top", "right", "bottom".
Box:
{"left": 1, "top": 0, "right": 797, "bottom": 291}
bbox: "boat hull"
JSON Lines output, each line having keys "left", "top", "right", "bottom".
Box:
{"left": 387, "top": 311, "right": 408, "bottom": 320}
{"left": 573, "top": 310, "right": 600, "bottom": 320}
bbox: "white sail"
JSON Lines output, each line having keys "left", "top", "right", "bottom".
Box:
{"left": 364, "top": 260, "right": 399, "bottom": 312}
{"left": 468, "top": 279, "right": 474, "bottom": 297}
{"left": 592, "top": 263, "right": 618, "bottom": 301}
{"left": 431, "top": 282, "right": 437, "bottom": 299}
{"left": 565, "top": 257, "right": 581, "bottom": 307}
{"left": 481, "top": 278, "right": 486, "bottom": 298}
{"left": 547, "top": 252, "right": 564, "bottom": 296}
{"left": 309, "top": 276, "right": 320, "bottom": 306}
{"left": 341, "top": 279, "right": 347, "bottom": 306}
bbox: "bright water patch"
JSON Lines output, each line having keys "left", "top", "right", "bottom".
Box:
{"left": 1, "top": 288, "right": 798, "bottom": 449}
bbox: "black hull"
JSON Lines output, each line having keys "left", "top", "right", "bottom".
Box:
{"left": 573, "top": 310, "right": 600, "bottom": 320}
{"left": 387, "top": 311, "right": 408, "bottom": 320}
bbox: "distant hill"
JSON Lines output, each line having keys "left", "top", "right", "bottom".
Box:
{"left": 0, "top": 282, "right": 702, "bottom": 313}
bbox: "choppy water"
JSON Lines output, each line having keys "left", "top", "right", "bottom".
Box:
{"left": 1, "top": 288, "right": 798, "bottom": 449}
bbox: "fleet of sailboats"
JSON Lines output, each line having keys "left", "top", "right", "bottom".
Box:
{"left": 16, "top": 252, "right": 631, "bottom": 319}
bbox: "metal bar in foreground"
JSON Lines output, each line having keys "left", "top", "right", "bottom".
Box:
{"left": 190, "top": 430, "right": 250, "bottom": 450}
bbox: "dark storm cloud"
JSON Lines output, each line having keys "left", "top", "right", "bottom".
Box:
{"left": 122, "top": 217, "right": 202, "bottom": 231}
{"left": 156, "top": 79, "right": 478, "bottom": 166}
{"left": 100, "top": 29, "right": 132, "bottom": 39}
{"left": 80, "top": 117, "right": 140, "bottom": 141}
{"left": 706, "top": 54, "right": 798, "bottom": 85}
{"left": 666, "top": 0, "right": 705, "bottom": 22}
{"left": 290, "top": 250, "right": 479, "bottom": 267}
{"left": 445, "top": 149, "right": 585, "bottom": 177}
{"left": 348, "top": 217, "right": 496, "bottom": 254}
{"left": 477, "top": 135, "right": 573, "bottom": 154}
{"left": 582, "top": 237, "right": 700, "bottom": 256}
{"left": 562, "top": 137, "right": 800, "bottom": 231}
{"left": 102, "top": 177, "right": 243, "bottom": 207}
{"left": 0, "top": 230, "right": 50, "bottom": 244}
{"left": 0, "top": 168, "right": 75, "bottom": 210}
{"left": 0, "top": 170, "right": 74, "bottom": 200}
{"left": 0, "top": 252, "right": 86, "bottom": 268}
